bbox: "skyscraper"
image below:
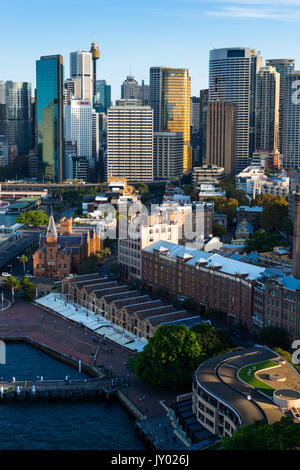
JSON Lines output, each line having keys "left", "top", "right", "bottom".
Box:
{"left": 70, "top": 51, "right": 93, "bottom": 103}
{"left": 206, "top": 101, "right": 237, "bottom": 174}
{"left": 153, "top": 132, "right": 183, "bottom": 179}
{"left": 209, "top": 48, "right": 262, "bottom": 173}
{"left": 5, "top": 81, "right": 32, "bottom": 155}
{"left": 199, "top": 89, "right": 209, "bottom": 165}
{"left": 36, "top": 55, "right": 64, "bottom": 181}
{"left": 266, "top": 59, "right": 295, "bottom": 153}
{"left": 255, "top": 66, "right": 280, "bottom": 152}
{"left": 65, "top": 99, "right": 93, "bottom": 168}
{"left": 121, "top": 75, "right": 150, "bottom": 105}
{"left": 150, "top": 67, "right": 191, "bottom": 173}
{"left": 94, "top": 80, "right": 111, "bottom": 114}
{"left": 107, "top": 99, "right": 153, "bottom": 182}
{"left": 282, "top": 72, "right": 300, "bottom": 170}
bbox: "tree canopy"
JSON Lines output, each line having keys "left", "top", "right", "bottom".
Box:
{"left": 222, "top": 417, "right": 300, "bottom": 450}
{"left": 258, "top": 326, "right": 290, "bottom": 351}
{"left": 244, "top": 229, "right": 284, "bottom": 253}
{"left": 260, "top": 196, "right": 288, "bottom": 231}
{"left": 17, "top": 210, "right": 49, "bottom": 227}
{"left": 213, "top": 223, "right": 226, "bottom": 238}
{"left": 134, "top": 323, "right": 233, "bottom": 390}
{"left": 135, "top": 325, "right": 205, "bottom": 390}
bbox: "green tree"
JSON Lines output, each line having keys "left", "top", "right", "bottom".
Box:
{"left": 3, "top": 276, "right": 21, "bottom": 293}
{"left": 19, "top": 254, "right": 28, "bottom": 276}
{"left": 135, "top": 325, "right": 205, "bottom": 390}
{"left": 22, "top": 276, "right": 36, "bottom": 300}
{"left": 191, "top": 323, "right": 233, "bottom": 357}
{"left": 258, "top": 326, "right": 290, "bottom": 351}
{"left": 222, "top": 417, "right": 300, "bottom": 450}
{"left": 261, "top": 197, "right": 288, "bottom": 231}
{"left": 79, "top": 256, "right": 98, "bottom": 274}
{"left": 183, "top": 185, "right": 193, "bottom": 196}
{"left": 245, "top": 229, "right": 284, "bottom": 253}
{"left": 213, "top": 223, "right": 226, "bottom": 238}
{"left": 17, "top": 210, "right": 50, "bottom": 227}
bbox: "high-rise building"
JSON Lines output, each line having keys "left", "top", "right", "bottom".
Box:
{"left": 191, "top": 96, "right": 201, "bottom": 132}
{"left": 266, "top": 59, "right": 295, "bottom": 153}
{"left": 70, "top": 51, "right": 93, "bottom": 103}
{"left": 107, "top": 99, "right": 153, "bottom": 183}
{"left": 65, "top": 99, "right": 93, "bottom": 168}
{"left": 206, "top": 101, "right": 237, "bottom": 174}
{"left": 153, "top": 132, "right": 183, "bottom": 179}
{"left": 92, "top": 109, "right": 99, "bottom": 163}
{"left": 282, "top": 72, "right": 300, "bottom": 170}
{"left": 5, "top": 81, "right": 32, "bottom": 155}
{"left": 36, "top": 55, "right": 64, "bottom": 182}
{"left": 209, "top": 48, "right": 262, "bottom": 173}
{"left": 255, "top": 66, "right": 280, "bottom": 152}
{"left": 121, "top": 75, "right": 150, "bottom": 105}
{"left": 94, "top": 80, "right": 111, "bottom": 114}
{"left": 0, "top": 135, "right": 8, "bottom": 167}
{"left": 199, "top": 89, "right": 209, "bottom": 165}
{"left": 150, "top": 67, "right": 191, "bottom": 173}
{"left": 0, "top": 82, "right": 5, "bottom": 104}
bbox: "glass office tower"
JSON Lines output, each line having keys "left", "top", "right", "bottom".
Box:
{"left": 5, "top": 81, "right": 32, "bottom": 155}
{"left": 36, "top": 55, "right": 64, "bottom": 182}
{"left": 94, "top": 80, "right": 111, "bottom": 114}
{"left": 150, "top": 67, "right": 191, "bottom": 173}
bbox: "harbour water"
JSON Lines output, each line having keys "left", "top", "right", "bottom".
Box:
{"left": 0, "top": 213, "right": 18, "bottom": 227}
{"left": 0, "top": 342, "right": 145, "bottom": 450}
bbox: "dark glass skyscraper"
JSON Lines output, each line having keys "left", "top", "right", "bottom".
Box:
{"left": 5, "top": 81, "right": 32, "bottom": 156}
{"left": 36, "top": 55, "right": 64, "bottom": 182}
{"left": 94, "top": 80, "right": 111, "bottom": 114}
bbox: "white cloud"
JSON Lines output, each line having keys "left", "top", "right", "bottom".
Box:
{"left": 206, "top": 6, "right": 300, "bottom": 21}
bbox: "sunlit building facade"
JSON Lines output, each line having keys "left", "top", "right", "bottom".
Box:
{"left": 150, "top": 67, "right": 191, "bottom": 173}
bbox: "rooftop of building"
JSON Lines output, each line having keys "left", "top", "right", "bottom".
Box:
{"left": 237, "top": 206, "right": 263, "bottom": 213}
{"left": 144, "top": 240, "right": 265, "bottom": 281}
{"left": 194, "top": 346, "right": 298, "bottom": 426}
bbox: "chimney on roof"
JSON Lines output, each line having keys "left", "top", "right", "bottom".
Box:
{"left": 292, "top": 186, "right": 300, "bottom": 279}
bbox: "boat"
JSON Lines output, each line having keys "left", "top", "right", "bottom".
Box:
{"left": 0, "top": 201, "right": 11, "bottom": 214}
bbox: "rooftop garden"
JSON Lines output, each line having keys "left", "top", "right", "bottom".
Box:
{"left": 238, "top": 359, "right": 278, "bottom": 397}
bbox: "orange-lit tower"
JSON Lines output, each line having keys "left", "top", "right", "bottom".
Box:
{"left": 90, "top": 42, "right": 100, "bottom": 99}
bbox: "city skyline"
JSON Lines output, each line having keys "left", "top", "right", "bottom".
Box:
{"left": 2, "top": 0, "right": 300, "bottom": 101}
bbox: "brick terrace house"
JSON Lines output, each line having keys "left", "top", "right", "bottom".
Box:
{"left": 61, "top": 274, "right": 201, "bottom": 340}
{"left": 33, "top": 216, "right": 101, "bottom": 278}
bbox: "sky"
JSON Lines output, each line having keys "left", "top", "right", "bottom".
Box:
{"left": 2, "top": 0, "right": 300, "bottom": 101}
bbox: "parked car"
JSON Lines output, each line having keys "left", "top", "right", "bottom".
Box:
{"left": 1, "top": 272, "right": 10, "bottom": 277}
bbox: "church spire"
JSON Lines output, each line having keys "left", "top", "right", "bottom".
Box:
{"left": 46, "top": 214, "right": 57, "bottom": 241}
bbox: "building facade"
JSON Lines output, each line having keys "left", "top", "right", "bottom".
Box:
{"left": 153, "top": 131, "right": 183, "bottom": 179}
{"left": 266, "top": 59, "right": 295, "bottom": 153}
{"left": 150, "top": 67, "right": 191, "bottom": 173}
{"left": 255, "top": 66, "right": 280, "bottom": 152}
{"left": 70, "top": 51, "right": 93, "bottom": 103}
{"left": 107, "top": 99, "right": 153, "bottom": 183}
{"left": 209, "top": 48, "right": 262, "bottom": 173}
{"left": 36, "top": 55, "right": 64, "bottom": 182}
{"left": 206, "top": 101, "right": 236, "bottom": 174}
{"left": 33, "top": 216, "right": 101, "bottom": 278}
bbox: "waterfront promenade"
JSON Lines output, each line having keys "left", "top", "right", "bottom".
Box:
{"left": 0, "top": 300, "right": 191, "bottom": 450}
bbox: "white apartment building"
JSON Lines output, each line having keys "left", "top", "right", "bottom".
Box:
{"left": 65, "top": 99, "right": 93, "bottom": 167}
{"left": 70, "top": 51, "right": 93, "bottom": 103}
{"left": 107, "top": 99, "right": 153, "bottom": 183}
{"left": 236, "top": 166, "right": 289, "bottom": 199}
{"left": 118, "top": 210, "right": 178, "bottom": 280}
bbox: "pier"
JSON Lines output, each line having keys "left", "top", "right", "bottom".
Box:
{"left": 0, "top": 376, "right": 123, "bottom": 402}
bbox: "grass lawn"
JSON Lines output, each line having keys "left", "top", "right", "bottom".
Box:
{"left": 238, "top": 360, "right": 278, "bottom": 397}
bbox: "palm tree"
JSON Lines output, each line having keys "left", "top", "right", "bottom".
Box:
{"left": 19, "top": 254, "right": 28, "bottom": 276}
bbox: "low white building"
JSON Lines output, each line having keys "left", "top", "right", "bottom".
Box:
{"left": 236, "top": 166, "right": 289, "bottom": 199}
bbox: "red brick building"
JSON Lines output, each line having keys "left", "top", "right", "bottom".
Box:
{"left": 141, "top": 241, "right": 265, "bottom": 330}
{"left": 33, "top": 216, "right": 101, "bottom": 278}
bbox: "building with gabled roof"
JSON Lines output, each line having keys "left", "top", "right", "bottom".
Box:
{"left": 33, "top": 216, "right": 101, "bottom": 278}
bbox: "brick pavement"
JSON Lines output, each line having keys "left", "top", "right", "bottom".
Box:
{"left": 0, "top": 300, "right": 187, "bottom": 420}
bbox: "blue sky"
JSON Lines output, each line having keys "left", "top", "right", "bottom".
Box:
{"left": 1, "top": 0, "right": 300, "bottom": 100}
